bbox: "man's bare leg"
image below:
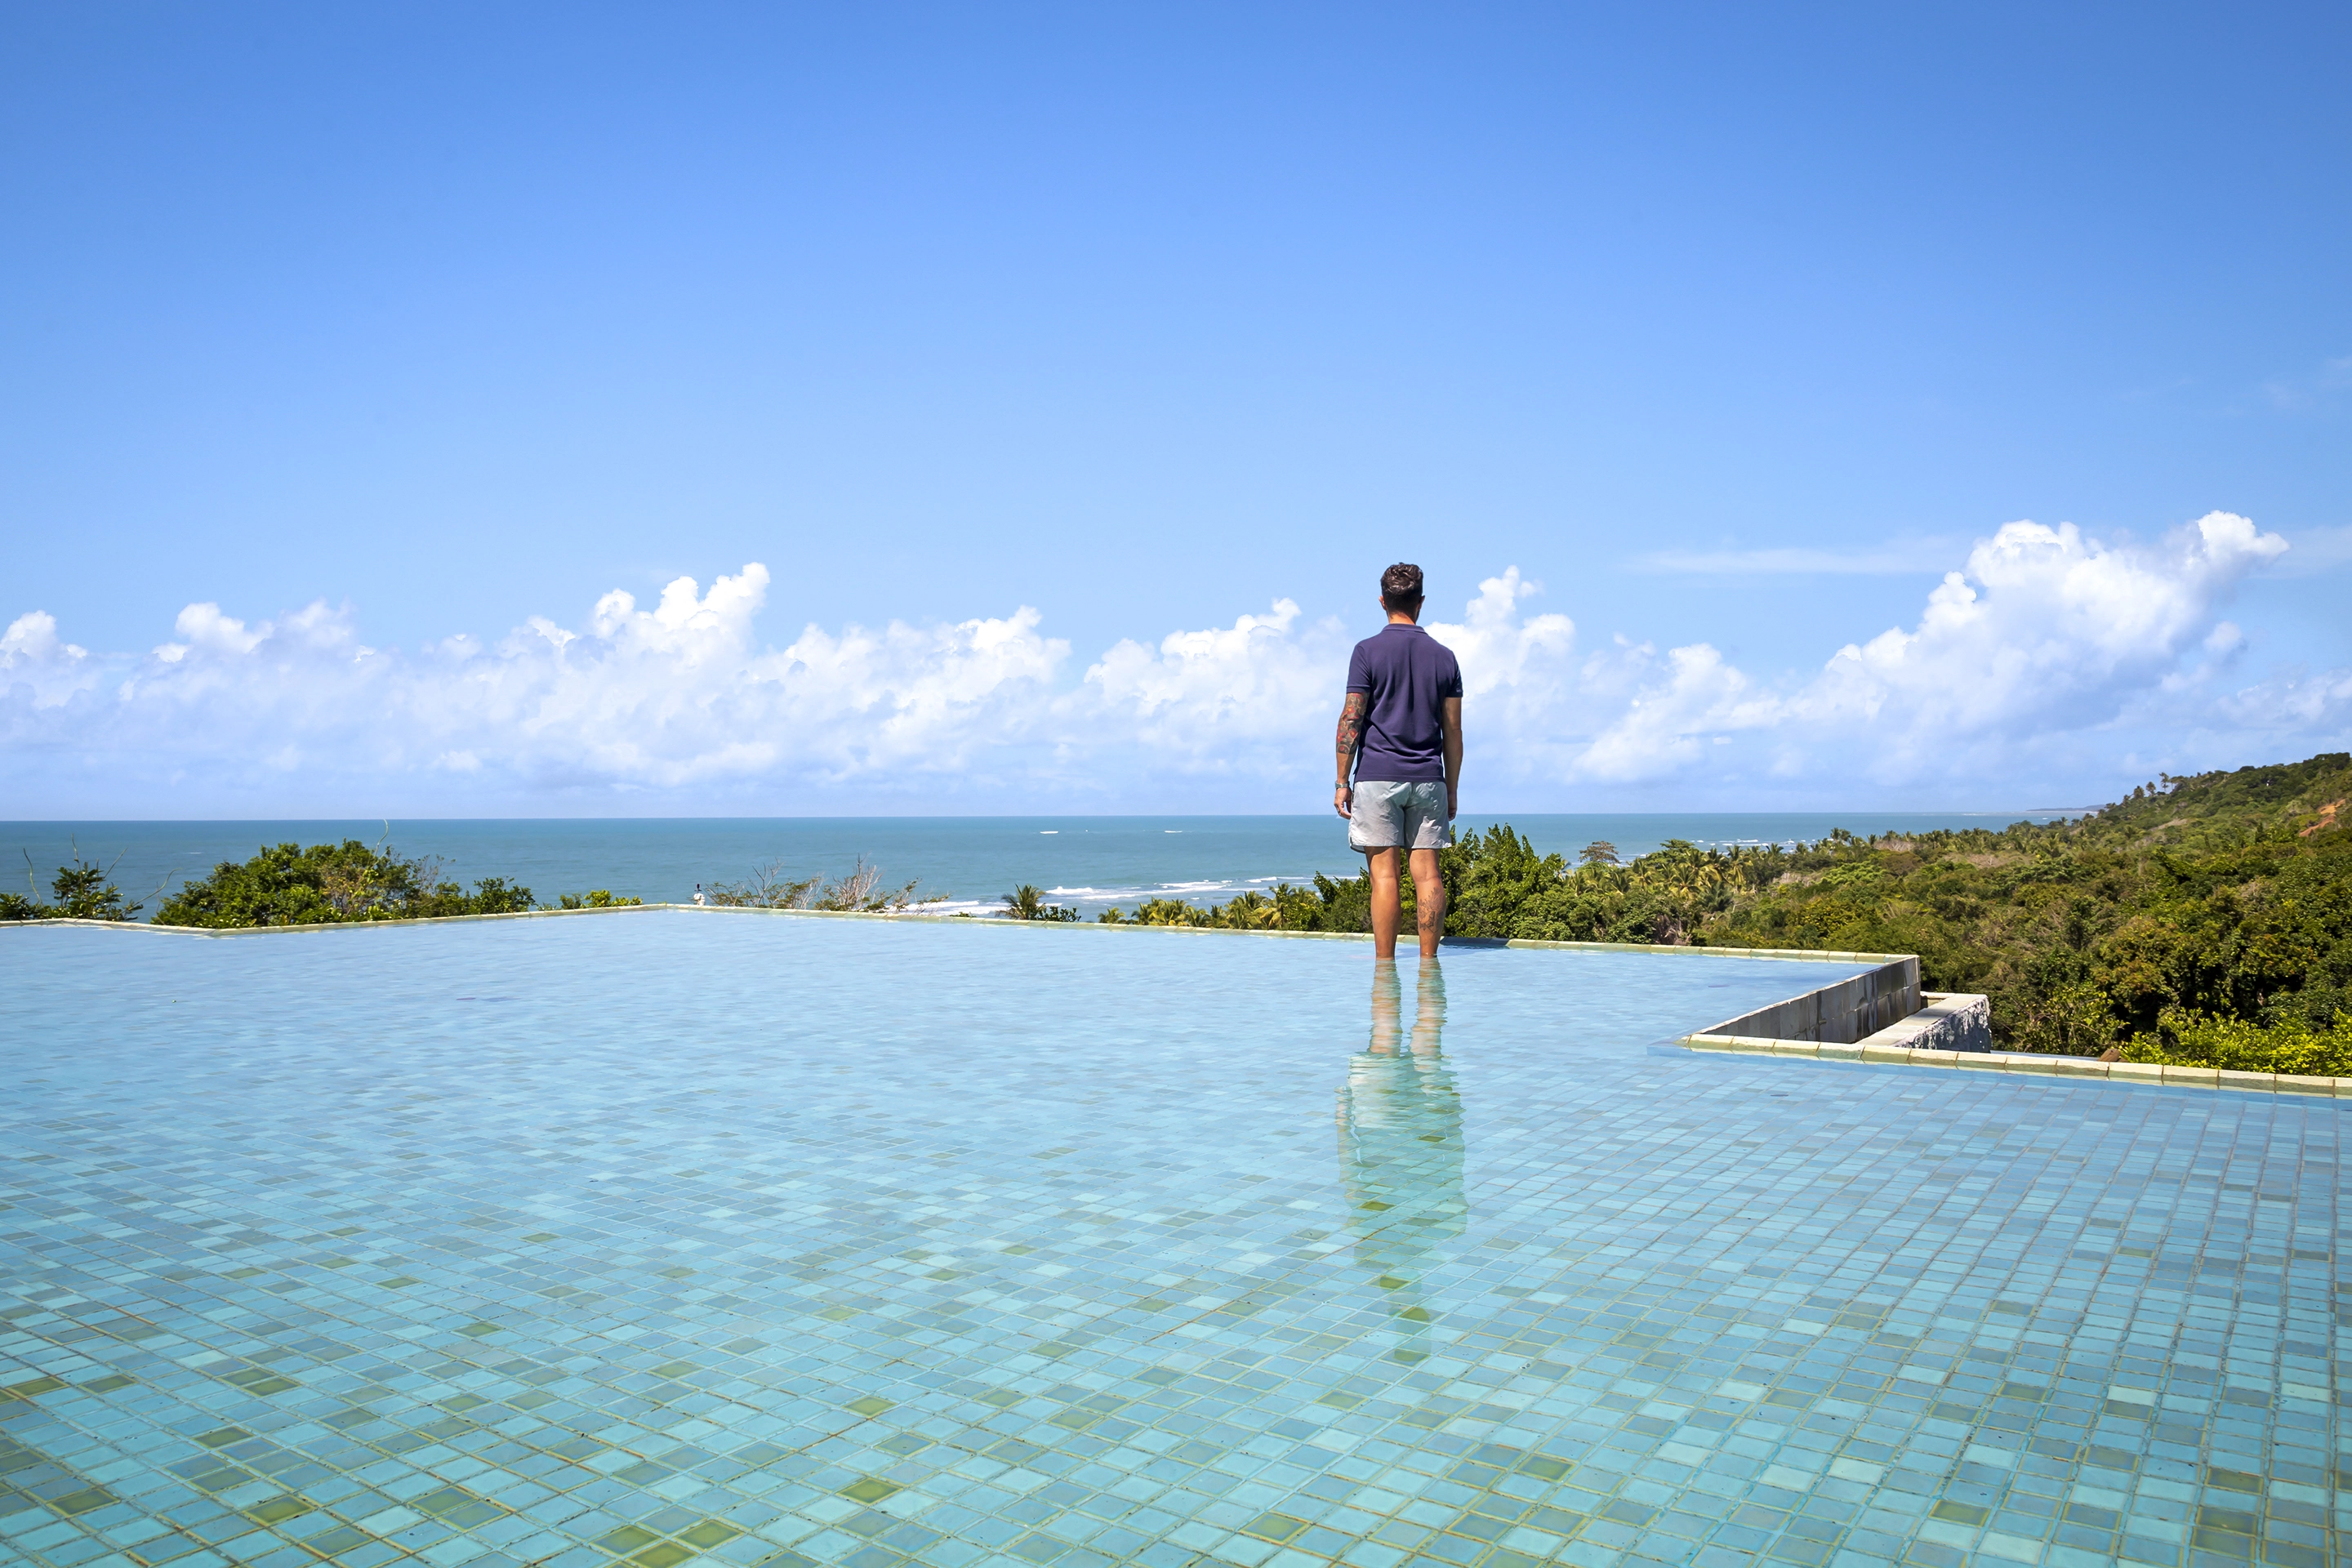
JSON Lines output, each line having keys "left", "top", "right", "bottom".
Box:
{"left": 1409, "top": 847, "right": 1445, "bottom": 959}
{"left": 1410, "top": 956, "right": 1446, "bottom": 1055}
{"left": 1369, "top": 959, "right": 1402, "bottom": 1054}
{"left": 1366, "top": 848, "right": 1402, "bottom": 959}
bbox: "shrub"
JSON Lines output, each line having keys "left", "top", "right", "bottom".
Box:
{"left": 558, "top": 890, "right": 644, "bottom": 908}
{"left": 2123, "top": 1007, "right": 2352, "bottom": 1077}
{"left": 155, "top": 841, "right": 533, "bottom": 928}
{"left": 2, "top": 847, "right": 147, "bottom": 922}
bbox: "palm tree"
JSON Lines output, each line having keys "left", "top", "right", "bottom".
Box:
{"left": 1220, "top": 890, "right": 1278, "bottom": 929}
{"left": 1002, "top": 884, "right": 1048, "bottom": 920}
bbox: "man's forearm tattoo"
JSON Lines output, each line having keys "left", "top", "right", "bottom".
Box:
{"left": 1335, "top": 693, "right": 1368, "bottom": 782}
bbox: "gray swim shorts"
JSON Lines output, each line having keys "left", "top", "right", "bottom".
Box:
{"left": 1348, "top": 780, "right": 1454, "bottom": 851}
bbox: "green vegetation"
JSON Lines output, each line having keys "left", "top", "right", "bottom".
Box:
{"left": 3, "top": 847, "right": 149, "bottom": 922}
{"left": 1119, "top": 834, "right": 1794, "bottom": 947}
{"left": 1099, "top": 753, "right": 2352, "bottom": 1058}
{"left": 1003, "top": 884, "right": 1080, "bottom": 922}
{"left": 557, "top": 889, "right": 643, "bottom": 908}
{"left": 4, "top": 839, "right": 920, "bottom": 927}
{"left": 1096, "top": 886, "right": 1322, "bottom": 929}
{"left": 154, "top": 840, "right": 536, "bottom": 928}
{"left": 2118, "top": 1007, "right": 2352, "bottom": 1077}
{"left": 1700, "top": 752, "right": 2351, "bottom": 1055}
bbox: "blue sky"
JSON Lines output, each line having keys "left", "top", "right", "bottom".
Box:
{"left": 2, "top": 3, "right": 2348, "bottom": 815}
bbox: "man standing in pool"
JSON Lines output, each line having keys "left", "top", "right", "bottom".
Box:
{"left": 1334, "top": 563, "right": 1463, "bottom": 959}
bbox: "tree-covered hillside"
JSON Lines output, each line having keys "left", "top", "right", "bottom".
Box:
{"left": 1426, "top": 752, "right": 2352, "bottom": 1056}
{"left": 1699, "top": 753, "right": 2350, "bottom": 1052}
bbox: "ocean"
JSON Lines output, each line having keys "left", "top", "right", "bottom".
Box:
{"left": 7, "top": 809, "right": 2078, "bottom": 920}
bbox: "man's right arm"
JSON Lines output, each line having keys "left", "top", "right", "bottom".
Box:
{"left": 1441, "top": 694, "right": 1463, "bottom": 820}
{"left": 1334, "top": 692, "right": 1368, "bottom": 817}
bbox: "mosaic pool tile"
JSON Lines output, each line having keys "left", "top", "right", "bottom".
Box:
{"left": 0, "top": 912, "right": 2341, "bottom": 1568}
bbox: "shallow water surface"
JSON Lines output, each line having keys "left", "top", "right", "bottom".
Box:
{"left": 0, "top": 914, "right": 2336, "bottom": 1568}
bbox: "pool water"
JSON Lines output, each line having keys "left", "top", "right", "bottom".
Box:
{"left": 0, "top": 913, "right": 2338, "bottom": 1568}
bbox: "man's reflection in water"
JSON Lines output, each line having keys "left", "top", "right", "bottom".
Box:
{"left": 1336, "top": 958, "right": 1464, "bottom": 1363}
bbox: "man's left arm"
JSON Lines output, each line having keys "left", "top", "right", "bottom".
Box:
{"left": 1441, "top": 694, "right": 1463, "bottom": 820}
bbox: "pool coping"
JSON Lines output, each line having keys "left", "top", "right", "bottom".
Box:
{"left": 1671, "top": 1028, "right": 2352, "bottom": 1098}
{"left": 1, "top": 902, "right": 1913, "bottom": 965}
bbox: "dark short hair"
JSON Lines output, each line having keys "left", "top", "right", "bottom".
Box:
{"left": 1381, "top": 563, "right": 1424, "bottom": 612}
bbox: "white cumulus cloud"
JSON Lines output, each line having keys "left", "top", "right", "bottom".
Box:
{"left": 2, "top": 612, "right": 94, "bottom": 708}
{"left": 1, "top": 510, "right": 2339, "bottom": 813}
{"left": 1788, "top": 511, "right": 2291, "bottom": 777}
{"left": 1085, "top": 599, "right": 1347, "bottom": 775}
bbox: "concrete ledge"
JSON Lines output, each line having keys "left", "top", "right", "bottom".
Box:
{"left": 2043, "top": 1058, "right": 2110, "bottom": 1079}
{"left": 0, "top": 902, "right": 1385, "bottom": 942}
{"left": 1671, "top": 1033, "right": 2352, "bottom": 1097}
{"left": 1860, "top": 992, "right": 1993, "bottom": 1054}
{"left": 1688, "top": 956, "right": 1921, "bottom": 1045}
{"left": 1506, "top": 938, "right": 1912, "bottom": 965}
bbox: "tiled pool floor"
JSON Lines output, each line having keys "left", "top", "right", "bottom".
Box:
{"left": 0, "top": 914, "right": 2339, "bottom": 1568}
